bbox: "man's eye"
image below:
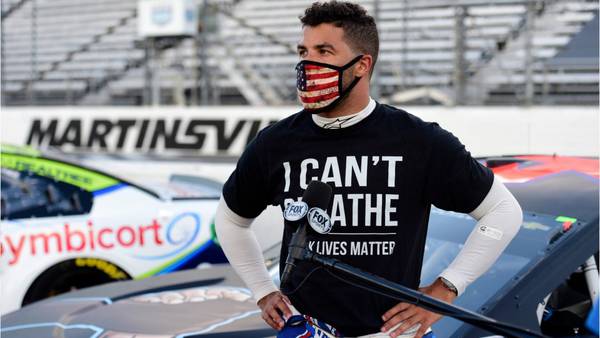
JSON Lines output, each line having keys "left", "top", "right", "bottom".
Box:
{"left": 319, "top": 50, "right": 330, "bottom": 55}
{"left": 298, "top": 50, "right": 307, "bottom": 57}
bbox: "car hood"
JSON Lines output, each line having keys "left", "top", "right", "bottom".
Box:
{"left": 1, "top": 265, "right": 275, "bottom": 338}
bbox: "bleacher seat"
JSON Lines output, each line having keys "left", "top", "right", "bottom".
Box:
{"left": 1, "top": 0, "right": 597, "bottom": 106}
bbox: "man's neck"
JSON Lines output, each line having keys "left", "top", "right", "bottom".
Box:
{"left": 312, "top": 97, "right": 375, "bottom": 129}
{"left": 316, "top": 92, "right": 371, "bottom": 119}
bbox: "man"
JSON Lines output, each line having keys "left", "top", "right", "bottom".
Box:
{"left": 215, "top": 1, "right": 523, "bottom": 337}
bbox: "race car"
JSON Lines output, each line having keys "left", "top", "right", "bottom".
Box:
{"left": 1, "top": 154, "right": 598, "bottom": 338}
{"left": 0, "top": 145, "right": 282, "bottom": 315}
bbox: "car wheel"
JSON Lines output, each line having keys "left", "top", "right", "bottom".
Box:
{"left": 22, "top": 258, "right": 130, "bottom": 306}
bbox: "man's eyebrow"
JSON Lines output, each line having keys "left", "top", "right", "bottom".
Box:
{"left": 296, "top": 43, "right": 336, "bottom": 51}
{"left": 315, "top": 43, "right": 336, "bottom": 51}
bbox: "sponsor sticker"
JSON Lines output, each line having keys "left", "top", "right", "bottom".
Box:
{"left": 477, "top": 225, "right": 503, "bottom": 240}
{"left": 0, "top": 212, "right": 202, "bottom": 266}
{"left": 284, "top": 201, "right": 308, "bottom": 222}
{"left": 307, "top": 207, "right": 332, "bottom": 234}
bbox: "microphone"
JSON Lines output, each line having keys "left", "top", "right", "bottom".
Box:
{"left": 280, "top": 180, "right": 332, "bottom": 289}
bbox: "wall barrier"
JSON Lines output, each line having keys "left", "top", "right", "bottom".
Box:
{"left": 1, "top": 105, "right": 598, "bottom": 158}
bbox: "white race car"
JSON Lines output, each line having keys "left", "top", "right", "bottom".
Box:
{"left": 0, "top": 145, "right": 281, "bottom": 315}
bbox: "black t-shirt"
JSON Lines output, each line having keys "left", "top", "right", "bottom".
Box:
{"left": 222, "top": 102, "right": 493, "bottom": 336}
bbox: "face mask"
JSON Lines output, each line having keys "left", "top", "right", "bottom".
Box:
{"left": 295, "top": 55, "right": 363, "bottom": 114}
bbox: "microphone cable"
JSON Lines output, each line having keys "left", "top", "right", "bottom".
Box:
{"left": 281, "top": 265, "right": 323, "bottom": 296}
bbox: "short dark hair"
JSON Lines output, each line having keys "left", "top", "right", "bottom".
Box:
{"left": 300, "top": 1, "right": 379, "bottom": 73}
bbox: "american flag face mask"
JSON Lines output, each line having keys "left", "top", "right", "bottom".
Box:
{"left": 296, "top": 55, "right": 363, "bottom": 114}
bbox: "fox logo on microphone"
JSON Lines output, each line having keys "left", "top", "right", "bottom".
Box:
{"left": 308, "top": 207, "right": 332, "bottom": 234}
{"left": 284, "top": 201, "right": 309, "bottom": 222}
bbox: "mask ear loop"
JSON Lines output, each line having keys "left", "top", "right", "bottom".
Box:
{"left": 337, "top": 55, "right": 364, "bottom": 101}
{"left": 339, "top": 76, "right": 361, "bottom": 101}
{"left": 296, "top": 54, "right": 364, "bottom": 72}
{"left": 341, "top": 54, "right": 364, "bottom": 71}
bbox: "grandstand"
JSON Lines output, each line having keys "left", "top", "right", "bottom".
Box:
{"left": 1, "top": 0, "right": 598, "bottom": 106}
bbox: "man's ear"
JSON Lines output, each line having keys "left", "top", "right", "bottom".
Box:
{"left": 354, "top": 55, "right": 373, "bottom": 77}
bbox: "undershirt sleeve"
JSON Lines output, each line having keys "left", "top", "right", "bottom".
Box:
{"left": 438, "top": 175, "right": 523, "bottom": 296}
{"left": 214, "top": 197, "right": 279, "bottom": 302}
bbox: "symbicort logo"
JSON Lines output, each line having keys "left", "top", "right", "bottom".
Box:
{"left": 0, "top": 212, "right": 202, "bottom": 266}
{"left": 131, "top": 212, "right": 201, "bottom": 260}
{"left": 284, "top": 201, "right": 308, "bottom": 222}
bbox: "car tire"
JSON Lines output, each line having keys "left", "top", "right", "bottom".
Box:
{"left": 22, "top": 258, "right": 130, "bottom": 306}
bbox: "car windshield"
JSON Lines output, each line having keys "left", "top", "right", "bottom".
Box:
{"left": 423, "top": 208, "right": 565, "bottom": 334}
{"left": 265, "top": 207, "right": 566, "bottom": 335}
{"left": 1, "top": 169, "right": 93, "bottom": 220}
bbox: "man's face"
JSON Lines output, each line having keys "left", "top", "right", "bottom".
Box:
{"left": 296, "top": 23, "right": 364, "bottom": 91}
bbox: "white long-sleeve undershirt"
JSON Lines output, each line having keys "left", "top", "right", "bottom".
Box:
{"left": 215, "top": 174, "right": 522, "bottom": 302}
{"left": 439, "top": 175, "right": 523, "bottom": 296}
{"left": 215, "top": 198, "right": 279, "bottom": 302}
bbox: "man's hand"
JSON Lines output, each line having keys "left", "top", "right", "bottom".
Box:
{"left": 380, "top": 278, "right": 457, "bottom": 338}
{"left": 257, "top": 291, "right": 293, "bottom": 331}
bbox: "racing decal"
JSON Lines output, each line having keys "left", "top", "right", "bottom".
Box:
{"left": 209, "top": 219, "right": 219, "bottom": 246}
{"left": 491, "top": 155, "right": 599, "bottom": 183}
{"left": 0, "top": 322, "right": 104, "bottom": 337}
{"left": 135, "top": 239, "right": 217, "bottom": 279}
{"left": 92, "top": 183, "right": 128, "bottom": 197}
{"left": 131, "top": 212, "right": 200, "bottom": 260}
{"left": 128, "top": 286, "right": 253, "bottom": 305}
{"left": 0, "top": 212, "right": 205, "bottom": 267}
{"left": 1, "top": 144, "right": 40, "bottom": 157}
{"left": 74, "top": 258, "right": 128, "bottom": 280}
{"left": 1, "top": 153, "right": 120, "bottom": 192}
{"left": 0, "top": 220, "right": 163, "bottom": 266}
{"left": 556, "top": 216, "right": 577, "bottom": 232}
{"left": 25, "top": 118, "right": 278, "bottom": 155}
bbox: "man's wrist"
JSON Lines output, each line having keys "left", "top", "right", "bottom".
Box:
{"left": 432, "top": 277, "right": 457, "bottom": 303}
{"left": 437, "top": 276, "right": 458, "bottom": 297}
{"left": 253, "top": 283, "right": 280, "bottom": 305}
{"left": 257, "top": 291, "right": 280, "bottom": 308}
